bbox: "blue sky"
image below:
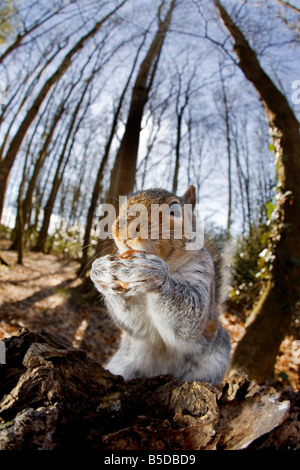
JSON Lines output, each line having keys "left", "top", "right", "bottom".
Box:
{"left": 1, "top": 0, "right": 299, "bottom": 238}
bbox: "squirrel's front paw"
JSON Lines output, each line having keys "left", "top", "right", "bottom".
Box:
{"left": 90, "top": 255, "right": 121, "bottom": 294}
{"left": 90, "top": 253, "right": 169, "bottom": 296}
{"left": 115, "top": 253, "right": 169, "bottom": 296}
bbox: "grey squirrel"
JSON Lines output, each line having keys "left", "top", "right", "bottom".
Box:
{"left": 90, "top": 186, "right": 231, "bottom": 383}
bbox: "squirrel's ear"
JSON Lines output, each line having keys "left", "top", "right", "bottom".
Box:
{"left": 183, "top": 185, "right": 196, "bottom": 210}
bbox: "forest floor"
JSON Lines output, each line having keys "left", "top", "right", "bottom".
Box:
{"left": 0, "top": 239, "right": 299, "bottom": 391}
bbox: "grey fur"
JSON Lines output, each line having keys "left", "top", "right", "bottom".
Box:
{"left": 90, "top": 247, "right": 231, "bottom": 384}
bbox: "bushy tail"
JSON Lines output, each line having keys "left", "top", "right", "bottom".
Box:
{"left": 206, "top": 239, "right": 233, "bottom": 307}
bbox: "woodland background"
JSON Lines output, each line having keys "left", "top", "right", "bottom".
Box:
{"left": 0, "top": 0, "right": 299, "bottom": 390}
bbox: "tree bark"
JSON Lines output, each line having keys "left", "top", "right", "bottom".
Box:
{"left": 0, "top": 0, "right": 127, "bottom": 222}
{"left": 214, "top": 0, "right": 300, "bottom": 383}
{"left": 0, "top": 329, "right": 297, "bottom": 450}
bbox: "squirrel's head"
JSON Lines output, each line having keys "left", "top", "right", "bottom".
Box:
{"left": 112, "top": 186, "right": 196, "bottom": 260}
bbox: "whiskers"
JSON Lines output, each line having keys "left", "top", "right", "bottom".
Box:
{"left": 77, "top": 238, "right": 117, "bottom": 279}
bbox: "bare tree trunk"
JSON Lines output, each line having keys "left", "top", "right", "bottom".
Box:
{"left": 232, "top": 122, "right": 251, "bottom": 236}
{"left": 219, "top": 68, "right": 232, "bottom": 238}
{"left": 106, "top": 0, "right": 176, "bottom": 203}
{"left": 34, "top": 81, "right": 90, "bottom": 253}
{"left": 0, "top": 0, "right": 127, "bottom": 222}
{"left": 16, "top": 156, "right": 29, "bottom": 265}
{"left": 172, "top": 84, "right": 189, "bottom": 194}
{"left": 172, "top": 63, "right": 196, "bottom": 194}
{"left": 214, "top": 0, "right": 300, "bottom": 383}
{"left": 234, "top": 145, "right": 247, "bottom": 235}
{"left": 140, "top": 92, "right": 171, "bottom": 188}
{"left": 92, "top": 0, "right": 176, "bottom": 262}
{"left": 0, "top": 5, "right": 67, "bottom": 64}
{"left": 79, "top": 32, "right": 148, "bottom": 274}
{"left": 278, "top": 0, "right": 300, "bottom": 14}
{"left": 12, "top": 130, "right": 38, "bottom": 262}
{"left": 0, "top": 51, "right": 61, "bottom": 160}
{"left": 10, "top": 100, "right": 65, "bottom": 251}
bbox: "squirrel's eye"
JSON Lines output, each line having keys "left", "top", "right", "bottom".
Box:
{"left": 169, "top": 202, "right": 182, "bottom": 218}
